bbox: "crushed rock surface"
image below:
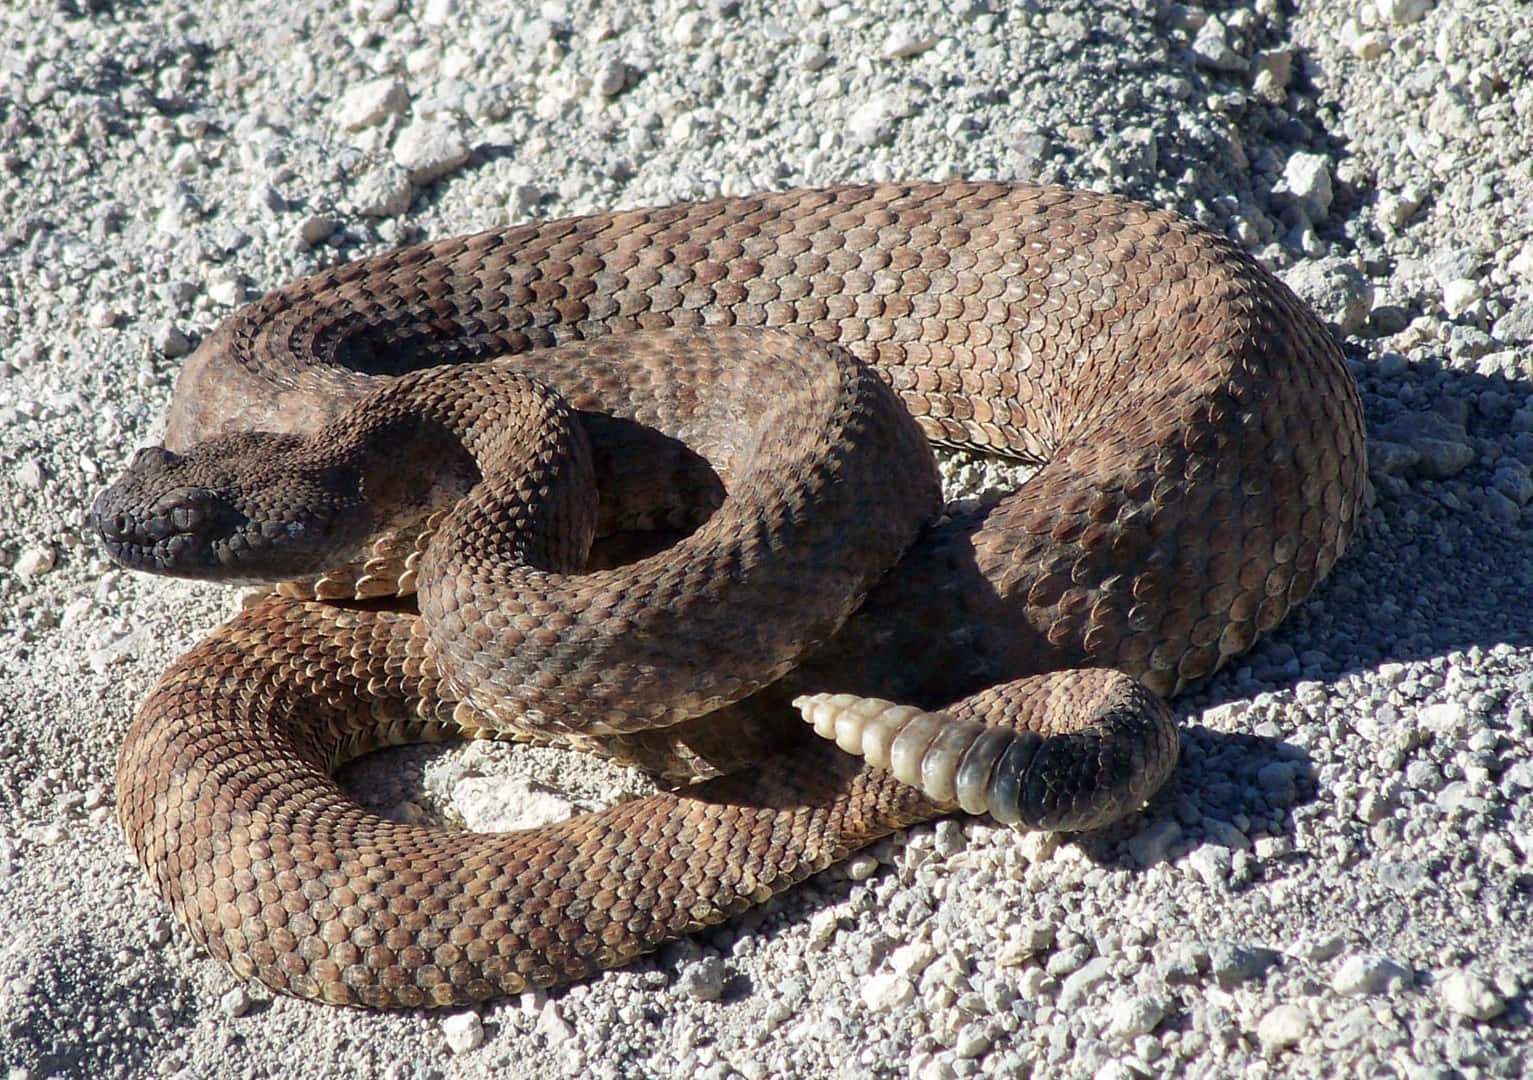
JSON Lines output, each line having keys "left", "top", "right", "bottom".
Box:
{"left": 2, "top": 0, "right": 1531, "bottom": 1078}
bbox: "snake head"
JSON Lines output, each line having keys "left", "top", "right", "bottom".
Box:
{"left": 91, "top": 434, "right": 372, "bottom": 584}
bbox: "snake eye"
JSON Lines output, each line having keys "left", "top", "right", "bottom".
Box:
{"left": 170, "top": 504, "right": 204, "bottom": 532}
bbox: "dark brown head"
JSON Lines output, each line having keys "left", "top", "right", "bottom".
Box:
{"left": 91, "top": 433, "right": 372, "bottom": 583}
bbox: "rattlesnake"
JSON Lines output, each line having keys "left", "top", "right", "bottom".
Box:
{"left": 93, "top": 182, "right": 1367, "bottom": 1008}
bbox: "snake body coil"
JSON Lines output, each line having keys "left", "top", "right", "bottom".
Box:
{"left": 95, "top": 182, "right": 1367, "bottom": 1007}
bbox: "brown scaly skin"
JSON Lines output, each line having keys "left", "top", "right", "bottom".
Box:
{"left": 99, "top": 182, "right": 1368, "bottom": 1007}
{"left": 119, "top": 597, "right": 945, "bottom": 1008}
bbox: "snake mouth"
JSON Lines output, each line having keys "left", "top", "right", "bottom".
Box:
{"left": 91, "top": 441, "right": 366, "bottom": 583}
{"left": 92, "top": 481, "right": 278, "bottom": 581}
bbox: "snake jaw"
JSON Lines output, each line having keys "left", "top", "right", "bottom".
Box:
{"left": 93, "top": 478, "right": 262, "bottom": 582}
{"left": 92, "top": 434, "right": 373, "bottom": 584}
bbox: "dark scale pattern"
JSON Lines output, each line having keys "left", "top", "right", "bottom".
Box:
{"left": 103, "top": 182, "right": 1368, "bottom": 1007}
{"left": 120, "top": 596, "right": 938, "bottom": 1008}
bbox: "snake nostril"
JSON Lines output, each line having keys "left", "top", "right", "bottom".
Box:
{"left": 92, "top": 506, "right": 125, "bottom": 540}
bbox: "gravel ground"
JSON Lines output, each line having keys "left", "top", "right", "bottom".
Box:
{"left": 2, "top": 0, "right": 1532, "bottom": 1078}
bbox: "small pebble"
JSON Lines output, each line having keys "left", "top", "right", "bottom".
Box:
{"left": 219, "top": 986, "right": 252, "bottom": 1018}
{"left": 1376, "top": 0, "right": 1435, "bottom": 25}
{"left": 1183, "top": 843, "right": 1232, "bottom": 887}
{"left": 1442, "top": 278, "right": 1485, "bottom": 318}
{"left": 798, "top": 43, "right": 830, "bottom": 71}
{"left": 807, "top": 907, "right": 840, "bottom": 950}
{"left": 1439, "top": 971, "right": 1507, "bottom": 1021}
{"left": 933, "top": 819, "right": 965, "bottom": 857}
{"left": 393, "top": 120, "right": 471, "bottom": 184}
{"left": 1105, "top": 991, "right": 1168, "bottom": 1040}
{"left": 505, "top": 182, "right": 544, "bottom": 219}
{"left": 1405, "top": 759, "right": 1445, "bottom": 792}
{"left": 1015, "top": 967, "right": 1050, "bottom": 1002}
{"left": 1209, "top": 943, "right": 1281, "bottom": 987}
{"left": 1094, "top": 1063, "right": 1137, "bottom": 1080}
{"left": 1019, "top": 921, "right": 1056, "bottom": 954}
{"left": 536, "top": 1000, "right": 573, "bottom": 1045}
{"left": 152, "top": 321, "right": 192, "bottom": 357}
{"left": 1058, "top": 956, "right": 1113, "bottom": 1010}
{"left": 1279, "top": 257, "right": 1372, "bottom": 335}
{"left": 336, "top": 77, "right": 408, "bottom": 131}
{"left": 671, "top": 11, "right": 707, "bottom": 47}
{"left": 1491, "top": 460, "right": 1533, "bottom": 505}
{"left": 1191, "top": 17, "right": 1245, "bottom": 73}
{"left": 1157, "top": 943, "right": 1209, "bottom": 984}
{"left": 847, "top": 98, "right": 897, "bottom": 148}
{"left": 1199, "top": 817, "right": 1251, "bottom": 852}
{"left": 1046, "top": 942, "right": 1093, "bottom": 978}
{"left": 861, "top": 971, "right": 916, "bottom": 1012}
{"left": 353, "top": 165, "right": 415, "bottom": 217}
{"left": 1257, "top": 761, "right": 1299, "bottom": 806}
{"left": 15, "top": 459, "right": 43, "bottom": 489}
{"left": 207, "top": 278, "right": 246, "bottom": 307}
{"left": 1356, "top": 789, "right": 1393, "bottom": 825}
{"left": 890, "top": 941, "right": 937, "bottom": 978}
{"left": 441, "top": 1010, "right": 484, "bottom": 1054}
{"left": 677, "top": 956, "right": 727, "bottom": 1001}
{"left": 421, "top": 0, "right": 456, "bottom": 25}
{"left": 1253, "top": 834, "right": 1293, "bottom": 859}
{"left": 952, "top": 1023, "right": 992, "bottom": 1058}
{"left": 594, "top": 59, "right": 629, "bottom": 98}
{"left": 1331, "top": 953, "right": 1412, "bottom": 996}
{"left": 1282, "top": 152, "right": 1334, "bottom": 212}
{"left": 1256, "top": 1003, "right": 1310, "bottom": 1052}
{"left": 845, "top": 852, "right": 880, "bottom": 880}
{"left": 14, "top": 544, "right": 56, "bottom": 578}
{"left": 298, "top": 216, "right": 337, "bottom": 246}
{"left": 882, "top": 22, "right": 937, "bottom": 59}
{"left": 1252, "top": 48, "right": 1294, "bottom": 100}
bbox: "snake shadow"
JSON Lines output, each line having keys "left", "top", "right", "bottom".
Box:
{"left": 1067, "top": 354, "right": 1533, "bottom": 866}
